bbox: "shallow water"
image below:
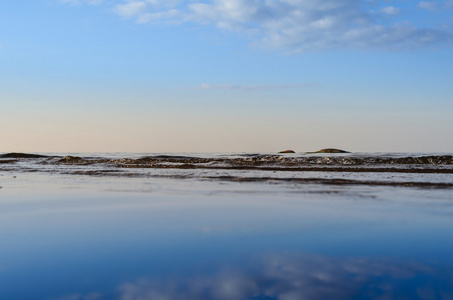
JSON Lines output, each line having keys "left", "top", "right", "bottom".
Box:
{"left": 1, "top": 152, "right": 453, "bottom": 299}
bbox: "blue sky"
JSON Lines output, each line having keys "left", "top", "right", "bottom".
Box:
{"left": 1, "top": 0, "right": 452, "bottom": 152}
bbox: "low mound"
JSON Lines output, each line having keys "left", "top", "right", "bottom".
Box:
{"left": 279, "top": 150, "right": 295, "bottom": 154}
{"left": 309, "top": 148, "right": 350, "bottom": 154}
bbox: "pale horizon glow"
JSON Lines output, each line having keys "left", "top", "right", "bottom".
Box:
{"left": 1, "top": 0, "right": 453, "bottom": 153}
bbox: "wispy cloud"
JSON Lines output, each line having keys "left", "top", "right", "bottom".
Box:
{"left": 198, "top": 83, "right": 314, "bottom": 91}
{"left": 419, "top": 1, "right": 439, "bottom": 11}
{"left": 379, "top": 6, "right": 401, "bottom": 16}
{"left": 113, "top": 1, "right": 148, "bottom": 17}
{"left": 63, "top": 0, "right": 453, "bottom": 53}
{"left": 419, "top": 0, "right": 453, "bottom": 11}
{"left": 61, "top": 0, "right": 103, "bottom": 5}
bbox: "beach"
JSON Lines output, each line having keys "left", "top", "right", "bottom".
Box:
{"left": 1, "top": 152, "right": 453, "bottom": 299}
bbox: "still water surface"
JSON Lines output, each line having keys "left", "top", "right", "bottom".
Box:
{"left": 1, "top": 153, "right": 453, "bottom": 299}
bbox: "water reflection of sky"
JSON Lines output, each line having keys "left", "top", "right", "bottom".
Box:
{"left": 1, "top": 174, "right": 453, "bottom": 299}
{"left": 115, "top": 254, "right": 453, "bottom": 300}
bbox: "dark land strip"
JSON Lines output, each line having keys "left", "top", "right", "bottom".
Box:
{"left": 116, "top": 164, "right": 453, "bottom": 174}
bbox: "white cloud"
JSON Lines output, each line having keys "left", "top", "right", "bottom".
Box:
{"left": 113, "top": 1, "right": 148, "bottom": 17}
{"left": 61, "top": 0, "right": 102, "bottom": 5}
{"left": 198, "top": 83, "right": 313, "bottom": 91}
{"left": 419, "top": 1, "right": 439, "bottom": 10}
{"left": 67, "top": 0, "right": 453, "bottom": 52}
{"left": 419, "top": 0, "right": 453, "bottom": 10}
{"left": 136, "top": 9, "right": 182, "bottom": 24}
{"left": 379, "top": 6, "right": 401, "bottom": 15}
{"left": 86, "top": 0, "right": 102, "bottom": 5}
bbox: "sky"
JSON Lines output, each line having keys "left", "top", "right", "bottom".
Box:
{"left": 1, "top": 0, "right": 452, "bottom": 153}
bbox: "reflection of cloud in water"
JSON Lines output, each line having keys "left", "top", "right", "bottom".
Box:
{"left": 57, "top": 293, "right": 102, "bottom": 300}
{"left": 117, "top": 254, "right": 453, "bottom": 300}
{"left": 119, "top": 272, "right": 257, "bottom": 300}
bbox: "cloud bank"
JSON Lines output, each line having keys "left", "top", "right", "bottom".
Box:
{"left": 106, "top": 0, "right": 453, "bottom": 53}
